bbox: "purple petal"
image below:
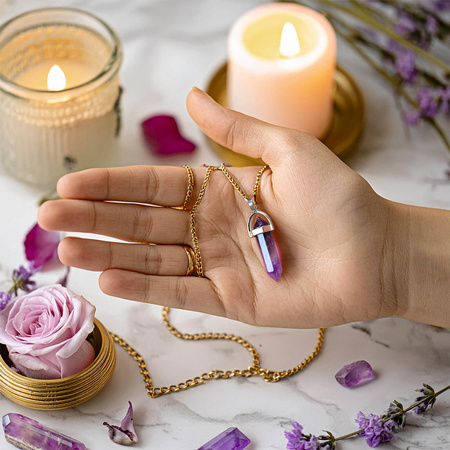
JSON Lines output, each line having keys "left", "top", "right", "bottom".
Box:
{"left": 0, "top": 292, "right": 12, "bottom": 311}
{"left": 141, "top": 115, "right": 196, "bottom": 156}
{"left": 417, "top": 88, "right": 439, "bottom": 118}
{"left": 104, "top": 402, "right": 138, "bottom": 446}
{"left": 24, "top": 223, "right": 61, "bottom": 270}
{"left": 120, "top": 402, "right": 136, "bottom": 433}
{"left": 404, "top": 110, "right": 422, "bottom": 126}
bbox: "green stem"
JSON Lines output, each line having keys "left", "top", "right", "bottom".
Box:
{"left": 312, "top": 0, "right": 450, "bottom": 74}
{"left": 349, "top": 0, "right": 395, "bottom": 27}
{"left": 332, "top": 429, "right": 363, "bottom": 442}
{"left": 38, "top": 189, "right": 59, "bottom": 206}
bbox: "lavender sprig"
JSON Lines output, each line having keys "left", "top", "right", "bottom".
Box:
{"left": 310, "top": 0, "right": 450, "bottom": 73}
{"left": 321, "top": 10, "right": 450, "bottom": 155}
{"left": 285, "top": 383, "right": 450, "bottom": 448}
{"left": 0, "top": 265, "right": 36, "bottom": 311}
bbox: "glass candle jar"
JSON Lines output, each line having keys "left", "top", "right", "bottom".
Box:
{"left": 0, "top": 8, "right": 123, "bottom": 188}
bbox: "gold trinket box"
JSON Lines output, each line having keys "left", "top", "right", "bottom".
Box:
{"left": 0, "top": 318, "right": 116, "bottom": 410}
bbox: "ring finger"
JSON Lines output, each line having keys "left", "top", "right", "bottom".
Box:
{"left": 59, "top": 237, "right": 195, "bottom": 276}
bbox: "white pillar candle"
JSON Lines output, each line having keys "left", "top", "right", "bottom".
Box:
{"left": 228, "top": 3, "right": 336, "bottom": 139}
{"left": 0, "top": 9, "right": 122, "bottom": 188}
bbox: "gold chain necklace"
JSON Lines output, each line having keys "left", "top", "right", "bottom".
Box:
{"left": 111, "top": 165, "right": 325, "bottom": 398}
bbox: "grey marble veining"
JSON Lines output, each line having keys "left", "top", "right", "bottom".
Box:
{"left": 0, "top": 0, "right": 449, "bottom": 449}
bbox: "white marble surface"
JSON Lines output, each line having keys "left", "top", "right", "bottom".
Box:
{"left": 0, "top": 1, "right": 450, "bottom": 449}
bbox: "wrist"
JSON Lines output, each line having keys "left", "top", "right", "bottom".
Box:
{"left": 384, "top": 200, "right": 450, "bottom": 328}
{"left": 381, "top": 201, "right": 411, "bottom": 320}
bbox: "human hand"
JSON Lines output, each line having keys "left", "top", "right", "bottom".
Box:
{"left": 38, "top": 87, "right": 399, "bottom": 328}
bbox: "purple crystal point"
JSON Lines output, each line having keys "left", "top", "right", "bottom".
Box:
{"left": 335, "top": 360, "right": 375, "bottom": 388}
{"left": 253, "top": 217, "right": 282, "bottom": 282}
{"left": 3, "top": 413, "right": 87, "bottom": 450}
{"left": 197, "top": 427, "right": 250, "bottom": 450}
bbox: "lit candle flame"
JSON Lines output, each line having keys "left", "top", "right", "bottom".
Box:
{"left": 279, "top": 22, "right": 300, "bottom": 57}
{"left": 47, "top": 65, "right": 66, "bottom": 91}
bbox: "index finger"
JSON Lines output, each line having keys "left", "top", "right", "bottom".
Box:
{"left": 57, "top": 165, "right": 199, "bottom": 207}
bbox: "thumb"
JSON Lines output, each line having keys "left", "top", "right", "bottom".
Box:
{"left": 186, "top": 87, "right": 299, "bottom": 168}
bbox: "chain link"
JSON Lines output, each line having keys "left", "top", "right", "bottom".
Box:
{"left": 182, "top": 164, "right": 194, "bottom": 210}
{"left": 111, "top": 164, "right": 326, "bottom": 398}
{"left": 112, "top": 308, "right": 325, "bottom": 398}
{"left": 218, "top": 163, "right": 268, "bottom": 201}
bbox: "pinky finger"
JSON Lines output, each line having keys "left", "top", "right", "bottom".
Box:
{"left": 99, "top": 269, "right": 226, "bottom": 318}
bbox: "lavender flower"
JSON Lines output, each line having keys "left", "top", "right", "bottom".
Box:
{"left": 392, "top": 11, "right": 434, "bottom": 49}
{"left": 386, "top": 40, "right": 417, "bottom": 84}
{"left": 0, "top": 292, "right": 12, "bottom": 311}
{"left": 413, "top": 384, "right": 437, "bottom": 414}
{"left": 431, "top": 0, "right": 450, "bottom": 12}
{"left": 417, "top": 88, "right": 440, "bottom": 118}
{"left": 394, "top": 13, "right": 416, "bottom": 36}
{"left": 384, "top": 401, "right": 407, "bottom": 429}
{"left": 404, "top": 110, "right": 422, "bottom": 126}
{"left": 12, "top": 266, "right": 36, "bottom": 293}
{"left": 438, "top": 87, "right": 450, "bottom": 115}
{"left": 284, "top": 422, "right": 319, "bottom": 450}
{"left": 395, "top": 50, "right": 418, "bottom": 83}
{"left": 355, "top": 412, "right": 395, "bottom": 448}
{"left": 425, "top": 16, "right": 438, "bottom": 36}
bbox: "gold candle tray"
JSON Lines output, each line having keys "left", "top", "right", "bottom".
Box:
{"left": 205, "top": 63, "right": 365, "bottom": 166}
{"left": 0, "top": 318, "right": 116, "bottom": 410}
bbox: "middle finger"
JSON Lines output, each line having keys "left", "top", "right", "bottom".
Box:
{"left": 39, "top": 199, "right": 191, "bottom": 245}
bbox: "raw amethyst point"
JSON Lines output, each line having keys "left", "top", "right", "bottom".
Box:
{"left": 3, "top": 413, "right": 87, "bottom": 449}
{"left": 197, "top": 427, "right": 251, "bottom": 450}
{"left": 335, "top": 360, "right": 375, "bottom": 388}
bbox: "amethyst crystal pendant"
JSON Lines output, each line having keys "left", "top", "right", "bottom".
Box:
{"left": 247, "top": 196, "right": 282, "bottom": 282}
{"left": 3, "top": 413, "right": 87, "bottom": 450}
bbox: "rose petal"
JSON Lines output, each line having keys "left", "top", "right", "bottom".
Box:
{"left": 24, "top": 223, "right": 61, "bottom": 270}
{"left": 141, "top": 114, "right": 196, "bottom": 156}
{"left": 103, "top": 402, "right": 138, "bottom": 446}
{"left": 8, "top": 337, "right": 95, "bottom": 380}
{"left": 9, "top": 352, "right": 61, "bottom": 379}
{"left": 59, "top": 340, "right": 95, "bottom": 378}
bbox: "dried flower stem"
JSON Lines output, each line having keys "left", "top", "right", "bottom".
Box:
{"left": 375, "top": 0, "right": 450, "bottom": 34}
{"left": 329, "top": 17, "right": 450, "bottom": 154}
{"left": 312, "top": 0, "right": 450, "bottom": 74}
{"left": 348, "top": 0, "right": 395, "bottom": 27}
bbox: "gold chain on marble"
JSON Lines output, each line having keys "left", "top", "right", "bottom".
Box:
{"left": 111, "top": 164, "right": 325, "bottom": 398}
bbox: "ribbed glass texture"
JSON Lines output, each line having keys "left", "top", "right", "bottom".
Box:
{"left": 0, "top": 8, "right": 122, "bottom": 187}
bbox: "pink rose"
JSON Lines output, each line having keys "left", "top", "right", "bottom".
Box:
{"left": 0, "top": 284, "right": 96, "bottom": 379}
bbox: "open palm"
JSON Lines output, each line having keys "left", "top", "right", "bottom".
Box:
{"left": 38, "top": 88, "right": 397, "bottom": 328}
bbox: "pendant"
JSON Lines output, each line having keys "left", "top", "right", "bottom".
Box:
{"left": 246, "top": 196, "right": 282, "bottom": 282}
